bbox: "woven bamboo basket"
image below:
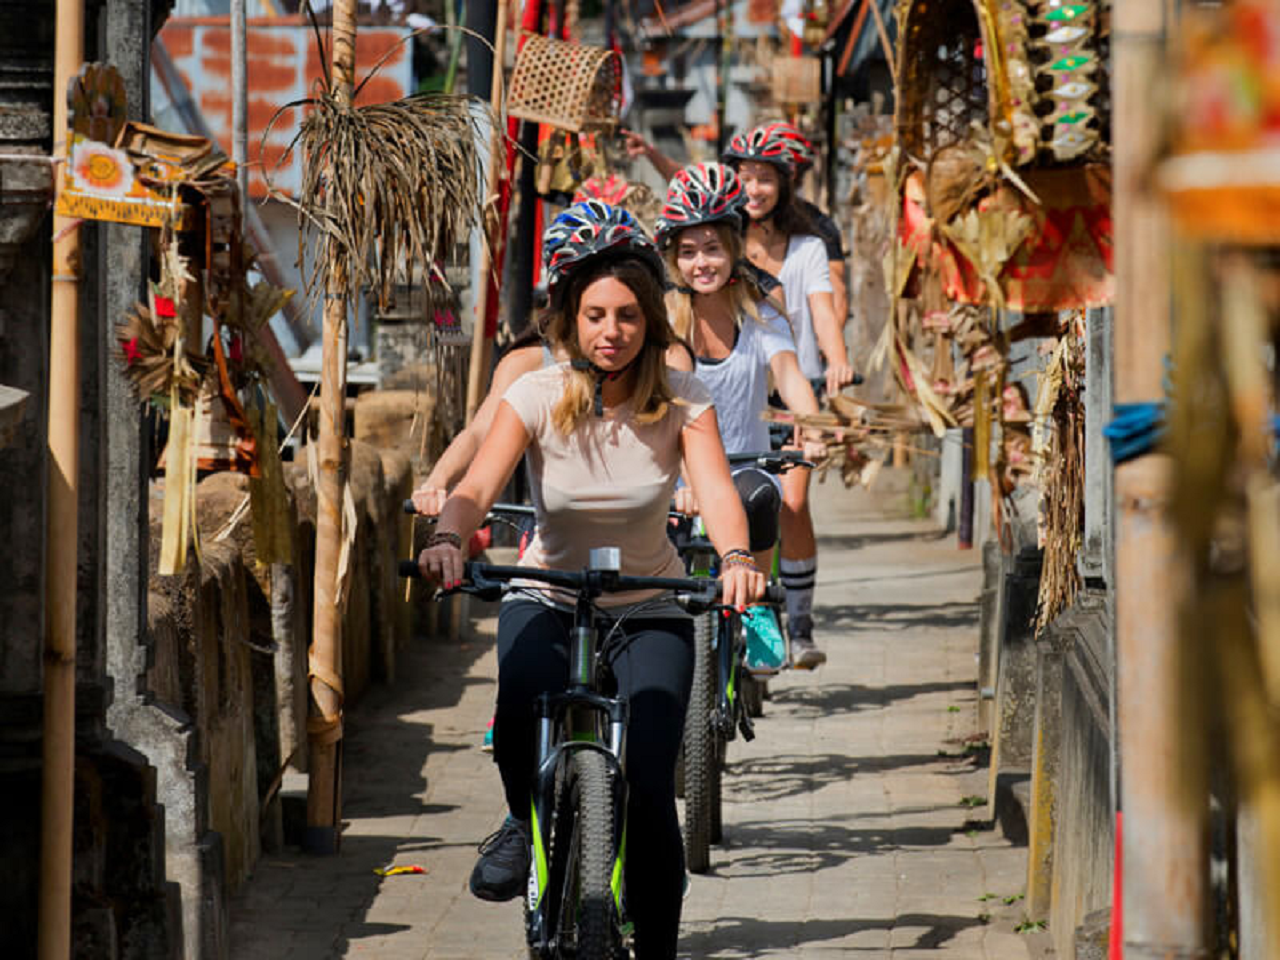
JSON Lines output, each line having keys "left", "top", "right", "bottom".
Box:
{"left": 772, "top": 56, "right": 822, "bottom": 105}
{"left": 895, "top": 0, "right": 991, "bottom": 164}
{"left": 507, "top": 34, "right": 622, "bottom": 133}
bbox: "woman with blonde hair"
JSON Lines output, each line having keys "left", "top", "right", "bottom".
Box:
{"left": 723, "top": 122, "right": 858, "bottom": 667}
{"left": 417, "top": 200, "right": 762, "bottom": 958}
{"left": 656, "top": 162, "right": 825, "bottom": 669}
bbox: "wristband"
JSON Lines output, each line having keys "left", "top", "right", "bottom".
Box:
{"left": 721, "top": 549, "right": 759, "bottom": 571}
{"left": 426, "top": 531, "right": 462, "bottom": 551}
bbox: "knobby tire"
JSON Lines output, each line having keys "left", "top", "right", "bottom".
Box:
{"left": 682, "top": 611, "right": 716, "bottom": 873}
{"left": 554, "top": 750, "right": 620, "bottom": 959}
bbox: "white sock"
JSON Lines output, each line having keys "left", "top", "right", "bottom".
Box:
{"left": 780, "top": 556, "right": 816, "bottom": 632}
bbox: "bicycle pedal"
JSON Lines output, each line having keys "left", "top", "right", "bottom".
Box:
{"left": 738, "top": 713, "right": 755, "bottom": 741}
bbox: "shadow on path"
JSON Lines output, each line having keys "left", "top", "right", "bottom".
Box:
{"left": 679, "top": 912, "right": 984, "bottom": 957}
{"left": 766, "top": 679, "right": 974, "bottom": 717}
{"left": 814, "top": 600, "right": 979, "bottom": 634}
{"left": 230, "top": 617, "right": 500, "bottom": 960}
{"left": 716, "top": 818, "right": 967, "bottom": 876}
{"left": 817, "top": 528, "right": 950, "bottom": 552}
{"left": 724, "top": 750, "right": 969, "bottom": 805}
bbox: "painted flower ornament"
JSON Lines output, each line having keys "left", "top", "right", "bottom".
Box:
{"left": 70, "top": 141, "right": 135, "bottom": 198}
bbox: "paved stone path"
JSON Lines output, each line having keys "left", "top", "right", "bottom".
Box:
{"left": 229, "top": 471, "right": 1038, "bottom": 959}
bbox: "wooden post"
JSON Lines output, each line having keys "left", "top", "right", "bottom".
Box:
{"left": 39, "top": 0, "right": 84, "bottom": 956}
{"left": 305, "top": 0, "right": 357, "bottom": 855}
{"left": 1113, "top": 0, "right": 1209, "bottom": 952}
{"left": 464, "top": 0, "right": 511, "bottom": 424}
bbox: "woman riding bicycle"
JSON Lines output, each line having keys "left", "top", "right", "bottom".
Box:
{"left": 723, "top": 122, "right": 857, "bottom": 668}
{"left": 655, "top": 161, "right": 825, "bottom": 670}
{"left": 417, "top": 200, "right": 764, "bottom": 959}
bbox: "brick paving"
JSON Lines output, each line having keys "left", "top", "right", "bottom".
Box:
{"left": 229, "top": 471, "right": 1039, "bottom": 959}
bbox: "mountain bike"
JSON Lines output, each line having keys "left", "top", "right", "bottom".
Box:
{"left": 401, "top": 550, "right": 779, "bottom": 959}
{"left": 671, "top": 450, "right": 809, "bottom": 874}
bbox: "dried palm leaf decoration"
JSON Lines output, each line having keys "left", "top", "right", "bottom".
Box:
{"left": 265, "top": 26, "right": 495, "bottom": 316}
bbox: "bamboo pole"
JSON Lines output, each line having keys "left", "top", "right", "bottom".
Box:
{"left": 1113, "top": 0, "right": 1209, "bottom": 952}
{"left": 39, "top": 0, "right": 84, "bottom": 956}
{"left": 231, "top": 0, "right": 249, "bottom": 202}
{"left": 305, "top": 0, "right": 357, "bottom": 855}
{"left": 464, "top": 0, "right": 510, "bottom": 424}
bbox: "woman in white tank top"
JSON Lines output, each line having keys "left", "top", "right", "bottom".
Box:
{"left": 723, "top": 123, "right": 860, "bottom": 668}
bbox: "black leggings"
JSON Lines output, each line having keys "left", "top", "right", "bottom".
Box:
{"left": 493, "top": 599, "right": 694, "bottom": 960}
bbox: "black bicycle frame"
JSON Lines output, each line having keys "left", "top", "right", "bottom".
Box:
{"left": 526, "top": 591, "right": 630, "bottom": 956}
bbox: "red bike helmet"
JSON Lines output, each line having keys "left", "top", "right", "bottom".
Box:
{"left": 654, "top": 162, "right": 747, "bottom": 248}
{"left": 542, "top": 200, "right": 666, "bottom": 307}
{"left": 722, "top": 121, "right": 797, "bottom": 175}
{"left": 573, "top": 173, "right": 631, "bottom": 207}
{"left": 774, "top": 121, "right": 816, "bottom": 175}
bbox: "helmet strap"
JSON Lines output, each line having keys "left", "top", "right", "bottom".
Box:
{"left": 570, "top": 356, "right": 637, "bottom": 416}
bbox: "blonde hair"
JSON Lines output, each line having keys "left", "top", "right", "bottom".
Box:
{"left": 663, "top": 222, "right": 774, "bottom": 344}
{"left": 541, "top": 256, "right": 679, "bottom": 435}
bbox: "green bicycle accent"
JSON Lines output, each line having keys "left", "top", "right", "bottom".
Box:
{"left": 610, "top": 823, "right": 627, "bottom": 915}
{"left": 530, "top": 801, "right": 548, "bottom": 908}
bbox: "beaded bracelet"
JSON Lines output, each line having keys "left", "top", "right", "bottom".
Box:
{"left": 426, "top": 530, "right": 462, "bottom": 550}
{"left": 721, "top": 549, "right": 759, "bottom": 571}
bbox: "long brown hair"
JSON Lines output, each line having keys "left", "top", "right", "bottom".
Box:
{"left": 540, "top": 255, "right": 679, "bottom": 434}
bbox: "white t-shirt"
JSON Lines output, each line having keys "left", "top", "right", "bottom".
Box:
{"left": 502, "top": 364, "right": 713, "bottom": 607}
{"left": 693, "top": 306, "right": 795, "bottom": 456}
{"left": 777, "top": 234, "right": 833, "bottom": 380}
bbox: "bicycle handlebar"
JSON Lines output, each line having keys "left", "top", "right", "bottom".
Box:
{"left": 397, "top": 559, "right": 785, "bottom": 607}
{"left": 403, "top": 499, "right": 535, "bottom": 518}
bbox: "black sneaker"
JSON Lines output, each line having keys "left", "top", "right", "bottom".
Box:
{"left": 469, "top": 816, "right": 531, "bottom": 902}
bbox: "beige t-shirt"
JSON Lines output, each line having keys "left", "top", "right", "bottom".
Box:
{"left": 502, "top": 363, "right": 714, "bottom": 607}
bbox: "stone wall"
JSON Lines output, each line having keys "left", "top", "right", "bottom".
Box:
{"left": 135, "top": 440, "right": 412, "bottom": 957}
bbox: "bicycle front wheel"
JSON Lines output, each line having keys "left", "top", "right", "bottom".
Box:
{"left": 682, "top": 610, "right": 716, "bottom": 873}
{"left": 552, "top": 749, "right": 622, "bottom": 959}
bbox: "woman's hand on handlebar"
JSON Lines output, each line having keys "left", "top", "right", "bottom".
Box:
{"left": 417, "top": 541, "right": 465, "bottom": 588}
{"left": 673, "top": 486, "right": 699, "bottom": 517}
{"left": 800, "top": 433, "right": 829, "bottom": 465}
{"left": 719, "top": 562, "right": 766, "bottom": 611}
{"left": 411, "top": 484, "right": 448, "bottom": 517}
{"left": 825, "top": 362, "right": 858, "bottom": 397}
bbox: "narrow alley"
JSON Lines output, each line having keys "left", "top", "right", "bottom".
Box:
{"left": 228, "top": 471, "right": 1045, "bottom": 959}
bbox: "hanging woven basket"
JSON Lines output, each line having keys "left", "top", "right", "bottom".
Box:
{"left": 772, "top": 56, "right": 822, "bottom": 106}
{"left": 894, "top": 0, "right": 1109, "bottom": 167}
{"left": 507, "top": 34, "right": 622, "bottom": 133}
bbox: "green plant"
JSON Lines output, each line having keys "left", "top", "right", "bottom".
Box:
{"left": 959, "top": 795, "right": 986, "bottom": 808}
{"left": 1015, "top": 918, "right": 1047, "bottom": 934}
{"left": 947, "top": 704, "right": 962, "bottom": 713}
{"left": 1003, "top": 893, "right": 1025, "bottom": 905}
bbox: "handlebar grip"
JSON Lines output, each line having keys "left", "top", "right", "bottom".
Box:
{"left": 764, "top": 582, "right": 787, "bottom": 605}
{"left": 852, "top": 372, "right": 864, "bottom": 386}
{"left": 399, "top": 559, "right": 422, "bottom": 578}
{"left": 403, "top": 499, "right": 418, "bottom": 515}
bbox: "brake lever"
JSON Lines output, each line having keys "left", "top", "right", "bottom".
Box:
{"left": 674, "top": 587, "right": 721, "bottom": 616}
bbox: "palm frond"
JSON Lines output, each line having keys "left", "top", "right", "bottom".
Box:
{"left": 286, "top": 91, "right": 494, "bottom": 314}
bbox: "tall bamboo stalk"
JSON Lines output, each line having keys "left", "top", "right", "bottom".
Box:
{"left": 464, "top": 0, "right": 510, "bottom": 424}
{"left": 231, "top": 0, "right": 248, "bottom": 201}
{"left": 305, "top": 0, "right": 357, "bottom": 855}
{"left": 39, "top": 0, "right": 84, "bottom": 956}
{"left": 1113, "top": 0, "right": 1208, "bottom": 951}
